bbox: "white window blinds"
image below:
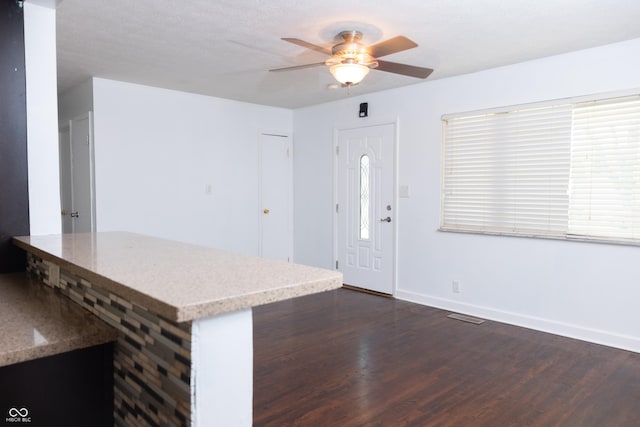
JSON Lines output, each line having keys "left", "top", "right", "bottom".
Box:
{"left": 569, "top": 96, "right": 640, "bottom": 241}
{"left": 442, "top": 93, "right": 640, "bottom": 245}
{"left": 442, "top": 104, "right": 572, "bottom": 236}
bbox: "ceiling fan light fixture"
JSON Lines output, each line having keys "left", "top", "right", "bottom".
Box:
{"left": 329, "top": 63, "right": 370, "bottom": 85}
{"left": 272, "top": 31, "right": 433, "bottom": 86}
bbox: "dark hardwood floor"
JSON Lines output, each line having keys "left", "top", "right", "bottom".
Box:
{"left": 253, "top": 288, "right": 640, "bottom": 426}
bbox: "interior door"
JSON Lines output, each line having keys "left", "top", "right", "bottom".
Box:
{"left": 259, "top": 133, "right": 292, "bottom": 261}
{"left": 58, "top": 126, "right": 73, "bottom": 233}
{"left": 60, "top": 113, "right": 95, "bottom": 233}
{"left": 337, "top": 124, "right": 395, "bottom": 294}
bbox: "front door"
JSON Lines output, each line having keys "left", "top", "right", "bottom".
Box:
{"left": 337, "top": 123, "right": 395, "bottom": 294}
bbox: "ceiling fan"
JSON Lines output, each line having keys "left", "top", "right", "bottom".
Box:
{"left": 270, "top": 30, "right": 433, "bottom": 87}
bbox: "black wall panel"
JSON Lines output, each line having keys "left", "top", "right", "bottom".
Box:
{"left": 0, "top": 0, "right": 30, "bottom": 272}
{"left": 0, "top": 343, "right": 115, "bottom": 427}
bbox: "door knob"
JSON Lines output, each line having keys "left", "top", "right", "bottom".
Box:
{"left": 380, "top": 217, "right": 391, "bottom": 223}
{"left": 263, "top": 209, "right": 270, "bottom": 214}
{"left": 70, "top": 212, "right": 79, "bottom": 218}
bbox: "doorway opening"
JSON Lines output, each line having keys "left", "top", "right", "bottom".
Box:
{"left": 59, "top": 112, "right": 96, "bottom": 233}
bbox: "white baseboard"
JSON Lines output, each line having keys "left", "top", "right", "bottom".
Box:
{"left": 395, "top": 289, "right": 640, "bottom": 354}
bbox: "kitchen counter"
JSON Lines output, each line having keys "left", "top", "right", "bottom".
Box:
{"left": 0, "top": 272, "right": 116, "bottom": 367}
{"left": 12, "top": 232, "right": 342, "bottom": 426}
{"left": 13, "top": 232, "right": 341, "bottom": 322}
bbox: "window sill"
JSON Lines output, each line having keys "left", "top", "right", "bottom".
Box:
{"left": 438, "top": 227, "right": 640, "bottom": 248}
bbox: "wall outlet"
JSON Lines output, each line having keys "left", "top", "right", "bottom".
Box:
{"left": 452, "top": 280, "right": 460, "bottom": 293}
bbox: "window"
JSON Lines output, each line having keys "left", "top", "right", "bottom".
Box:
{"left": 568, "top": 97, "right": 640, "bottom": 240}
{"left": 360, "top": 154, "right": 370, "bottom": 240}
{"left": 442, "top": 93, "right": 640, "bottom": 245}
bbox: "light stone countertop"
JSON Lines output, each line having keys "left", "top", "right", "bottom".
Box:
{"left": 0, "top": 272, "right": 117, "bottom": 367}
{"left": 13, "top": 232, "right": 343, "bottom": 323}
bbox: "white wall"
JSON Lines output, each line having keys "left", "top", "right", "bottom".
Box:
{"left": 92, "top": 78, "right": 292, "bottom": 255}
{"left": 24, "top": 2, "right": 61, "bottom": 235}
{"left": 293, "top": 38, "right": 640, "bottom": 352}
{"left": 58, "top": 79, "right": 94, "bottom": 125}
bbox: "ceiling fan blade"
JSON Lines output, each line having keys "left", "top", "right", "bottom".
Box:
{"left": 281, "top": 38, "right": 331, "bottom": 55}
{"left": 269, "top": 62, "right": 326, "bottom": 72}
{"left": 375, "top": 60, "right": 433, "bottom": 79}
{"left": 368, "top": 36, "right": 418, "bottom": 58}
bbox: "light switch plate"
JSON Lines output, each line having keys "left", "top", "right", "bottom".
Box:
{"left": 399, "top": 185, "right": 410, "bottom": 198}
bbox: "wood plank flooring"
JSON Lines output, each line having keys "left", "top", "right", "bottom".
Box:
{"left": 253, "top": 288, "right": 640, "bottom": 426}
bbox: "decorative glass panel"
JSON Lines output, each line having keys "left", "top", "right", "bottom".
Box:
{"left": 360, "top": 154, "right": 370, "bottom": 240}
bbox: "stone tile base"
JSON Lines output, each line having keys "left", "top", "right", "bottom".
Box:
{"left": 27, "top": 253, "right": 191, "bottom": 427}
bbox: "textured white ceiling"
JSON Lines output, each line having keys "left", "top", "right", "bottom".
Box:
{"left": 56, "top": 0, "right": 640, "bottom": 108}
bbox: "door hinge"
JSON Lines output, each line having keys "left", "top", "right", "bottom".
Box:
{"left": 286, "top": 147, "right": 290, "bottom": 157}
{"left": 336, "top": 260, "right": 339, "bottom": 269}
{"left": 336, "top": 203, "right": 339, "bottom": 213}
{"left": 86, "top": 134, "right": 90, "bottom": 145}
{"left": 336, "top": 146, "right": 339, "bottom": 155}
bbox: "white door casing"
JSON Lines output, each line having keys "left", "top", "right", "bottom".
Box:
{"left": 259, "top": 133, "right": 292, "bottom": 261}
{"left": 336, "top": 123, "right": 396, "bottom": 294}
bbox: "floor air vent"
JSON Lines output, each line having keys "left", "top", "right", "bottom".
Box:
{"left": 447, "top": 313, "right": 486, "bottom": 325}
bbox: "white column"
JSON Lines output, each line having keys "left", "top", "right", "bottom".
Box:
{"left": 191, "top": 309, "right": 253, "bottom": 426}
{"left": 24, "top": 1, "right": 62, "bottom": 235}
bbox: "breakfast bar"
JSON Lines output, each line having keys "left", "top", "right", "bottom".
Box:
{"left": 0, "top": 272, "right": 116, "bottom": 368}
{"left": 11, "top": 232, "right": 342, "bottom": 426}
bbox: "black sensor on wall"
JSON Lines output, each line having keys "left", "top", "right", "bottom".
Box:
{"left": 359, "top": 102, "right": 368, "bottom": 118}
